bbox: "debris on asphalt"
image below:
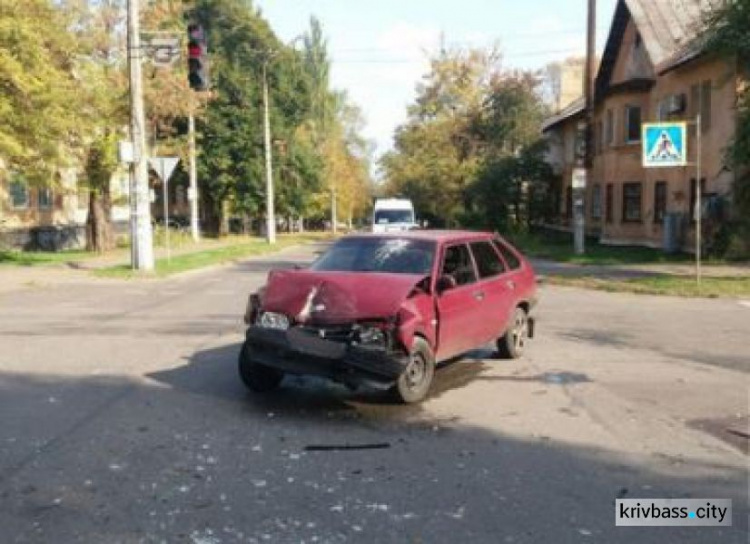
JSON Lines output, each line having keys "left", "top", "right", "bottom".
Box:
{"left": 304, "top": 442, "right": 390, "bottom": 451}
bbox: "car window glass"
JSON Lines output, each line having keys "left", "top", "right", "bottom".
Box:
{"left": 470, "top": 241, "right": 506, "bottom": 279}
{"left": 441, "top": 244, "right": 477, "bottom": 286}
{"left": 311, "top": 237, "right": 435, "bottom": 275}
{"left": 492, "top": 239, "right": 522, "bottom": 270}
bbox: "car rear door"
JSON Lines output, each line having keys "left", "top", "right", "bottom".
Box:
{"left": 492, "top": 237, "right": 532, "bottom": 331}
{"left": 468, "top": 239, "right": 514, "bottom": 343}
{"left": 434, "top": 243, "right": 484, "bottom": 360}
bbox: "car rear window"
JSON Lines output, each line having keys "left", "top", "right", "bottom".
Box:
{"left": 470, "top": 241, "right": 506, "bottom": 279}
{"left": 492, "top": 239, "right": 522, "bottom": 270}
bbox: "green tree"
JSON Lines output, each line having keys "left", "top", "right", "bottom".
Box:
{"left": 64, "top": 0, "right": 128, "bottom": 252}
{"left": 381, "top": 47, "right": 552, "bottom": 231}
{"left": 191, "top": 0, "right": 318, "bottom": 235}
{"left": 703, "top": 0, "right": 750, "bottom": 257}
{"left": 0, "top": 0, "right": 79, "bottom": 182}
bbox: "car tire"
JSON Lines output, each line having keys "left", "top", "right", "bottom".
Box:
{"left": 497, "top": 306, "right": 529, "bottom": 359}
{"left": 393, "top": 336, "right": 435, "bottom": 404}
{"left": 238, "top": 341, "right": 284, "bottom": 392}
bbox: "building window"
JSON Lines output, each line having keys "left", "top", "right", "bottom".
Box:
{"left": 690, "top": 178, "right": 706, "bottom": 222}
{"left": 592, "top": 184, "right": 602, "bottom": 219}
{"left": 700, "top": 80, "right": 712, "bottom": 133}
{"left": 654, "top": 181, "right": 667, "bottom": 224}
{"left": 10, "top": 178, "right": 29, "bottom": 209}
{"left": 605, "top": 184, "right": 614, "bottom": 223}
{"left": 38, "top": 187, "right": 53, "bottom": 210}
{"left": 605, "top": 109, "right": 614, "bottom": 146}
{"left": 565, "top": 186, "right": 573, "bottom": 220}
{"left": 622, "top": 182, "right": 642, "bottom": 222}
{"left": 176, "top": 185, "right": 187, "bottom": 207}
{"left": 625, "top": 105, "right": 641, "bottom": 143}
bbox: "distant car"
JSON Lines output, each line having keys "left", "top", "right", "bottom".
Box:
{"left": 371, "top": 198, "right": 418, "bottom": 233}
{"left": 239, "top": 231, "right": 537, "bottom": 403}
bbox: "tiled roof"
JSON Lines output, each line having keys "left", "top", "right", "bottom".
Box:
{"left": 625, "top": 0, "right": 723, "bottom": 71}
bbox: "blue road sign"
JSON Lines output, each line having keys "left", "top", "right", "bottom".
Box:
{"left": 642, "top": 123, "right": 687, "bottom": 168}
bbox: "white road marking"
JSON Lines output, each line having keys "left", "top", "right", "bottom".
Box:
{"left": 738, "top": 301, "right": 750, "bottom": 309}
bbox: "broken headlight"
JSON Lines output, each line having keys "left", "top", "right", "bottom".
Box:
{"left": 257, "top": 312, "right": 290, "bottom": 330}
{"left": 354, "top": 324, "right": 389, "bottom": 348}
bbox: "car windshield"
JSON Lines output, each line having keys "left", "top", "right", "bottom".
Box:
{"left": 374, "top": 209, "right": 414, "bottom": 224}
{"left": 311, "top": 237, "right": 435, "bottom": 275}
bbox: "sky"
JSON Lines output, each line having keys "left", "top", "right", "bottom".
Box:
{"left": 254, "top": 0, "right": 619, "bottom": 158}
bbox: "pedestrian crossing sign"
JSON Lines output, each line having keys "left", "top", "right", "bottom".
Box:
{"left": 643, "top": 123, "right": 687, "bottom": 168}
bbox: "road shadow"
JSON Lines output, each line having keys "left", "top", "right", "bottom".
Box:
{"left": 0, "top": 370, "right": 746, "bottom": 543}
{"left": 147, "top": 341, "right": 497, "bottom": 421}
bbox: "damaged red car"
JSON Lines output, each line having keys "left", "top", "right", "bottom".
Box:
{"left": 239, "top": 231, "right": 537, "bottom": 403}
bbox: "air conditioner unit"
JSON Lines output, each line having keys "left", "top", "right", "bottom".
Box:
{"left": 665, "top": 94, "right": 686, "bottom": 115}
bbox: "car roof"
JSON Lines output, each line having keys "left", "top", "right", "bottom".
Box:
{"left": 343, "top": 230, "right": 497, "bottom": 243}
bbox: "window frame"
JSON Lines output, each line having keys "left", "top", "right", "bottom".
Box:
{"left": 469, "top": 240, "right": 507, "bottom": 280}
{"left": 440, "top": 243, "right": 478, "bottom": 287}
{"left": 622, "top": 182, "right": 643, "bottom": 223}
{"left": 624, "top": 105, "right": 642, "bottom": 144}
{"left": 9, "top": 177, "right": 29, "bottom": 210}
{"left": 492, "top": 239, "right": 522, "bottom": 271}
{"left": 653, "top": 181, "right": 667, "bottom": 224}
{"left": 605, "top": 109, "right": 614, "bottom": 146}
{"left": 37, "top": 187, "right": 53, "bottom": 210}
{"left": 591, "top": 184, "right": 602, "bottom": 220}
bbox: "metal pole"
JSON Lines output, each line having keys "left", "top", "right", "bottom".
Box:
{"left": 188, "top": 112, "right": 200, "bottom": 242}
{"left": 575, "top": 0, "right": 596, "bottom": 255}
{"left": 127, "top": 0, "right": 154, "bottom": 271}
{"left": 263, "top": 61, "right": 276, "bottom": 244}
{"left": 162, "top": 163, "right": 170, "bottom": 264}
{"left": 696, "top": 113, "right": 702, "bottom": 286}
{"left": 331, "top": 186, "right": 337, "bottom": 234}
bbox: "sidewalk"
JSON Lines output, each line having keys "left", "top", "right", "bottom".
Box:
{"left": 532, "top": 258, "right": 750, "bottom": 280}
{"left": 0, "top": 237, "right": 326, "bottom": 295}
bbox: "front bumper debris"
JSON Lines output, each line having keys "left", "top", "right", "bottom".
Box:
{"left": 243, "top": 326, "right": 409, "bottom": 389}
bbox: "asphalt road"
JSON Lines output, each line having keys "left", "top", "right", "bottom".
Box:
{"left": 0, "top": 244, "right": 747, "bottom": 543}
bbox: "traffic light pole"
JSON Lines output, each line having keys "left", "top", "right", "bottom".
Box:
{"left": 188, "top": 111, "right": 200, "bottom": 242}
{"left": 127, "top": 0, "right": 154, "bottom": 271}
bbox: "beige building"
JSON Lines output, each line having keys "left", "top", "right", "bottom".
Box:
{"left": 0, "top": 164, "right": 133, "bottom": 250}
{"left": 0, "top": 163, "right": 189, "bottom": 250}
{"left": 543, "top": 0, "right": 736, "bottom": 251}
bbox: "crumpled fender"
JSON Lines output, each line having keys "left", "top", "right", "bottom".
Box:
{"left": 396, "top": 292, "right": 436, "bottom": 353}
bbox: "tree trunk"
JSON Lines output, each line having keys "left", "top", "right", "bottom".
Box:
{"left": 85, "top": 189, "right": 115, "bottom": 253}
{"left": 219, "top": 199, "right": 230, "bottom": 237}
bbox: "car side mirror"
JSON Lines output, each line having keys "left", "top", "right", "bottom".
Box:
{"left": 436, "top": 274, "right": 457, "bottom": 295}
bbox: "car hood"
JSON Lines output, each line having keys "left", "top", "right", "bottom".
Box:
{"left": 261, "top": 270, "right": 427, "bottom": 323}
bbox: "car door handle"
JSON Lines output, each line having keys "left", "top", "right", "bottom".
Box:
{"left": 506, "top": 280, "right": 516, "bottom": 290}
{"left": 473, "top": 290, "right": 485, "bottom": 301}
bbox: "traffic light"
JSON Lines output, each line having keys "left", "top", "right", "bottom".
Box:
{"left": 187, "top": 23, "right": 208, "bottom": 91}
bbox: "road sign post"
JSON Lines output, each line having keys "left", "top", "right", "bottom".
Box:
{"left": 149, "top": 157, "right": 180, "bottom": 264}
{"left": 572, "top": 167, "right": 587, "bottom": 255}
{"left": 642, "top": 121, "right": 700, "bottom": 286}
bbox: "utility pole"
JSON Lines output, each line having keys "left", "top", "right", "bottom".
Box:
{"left": 188, "top": 111, "right": 200, "bottom": 242}
{"left": 331, "top": 186, "right": 338, "bottom": 234}
{"left": 127, "top": 0, "right": 154, "bottom": 271}
{"left": 263, "top": 61, "right": 276, "bottom": 244}
{"left": 575, "top": 0, "right": 596, "bottom": 255}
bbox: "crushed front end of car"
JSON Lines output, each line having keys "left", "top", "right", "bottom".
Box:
{"left": 243, "top": 317, "right": 409, "bottom": 390}
{"left": 240, "top": 269, "right": 428, "bottom": 391}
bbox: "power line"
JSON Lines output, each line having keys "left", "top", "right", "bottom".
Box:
{"left": 331, "top": 47, "right": 586, "bottom": 64}
{"left": 330, "top": 26, "right": 611, "bottom": 54}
